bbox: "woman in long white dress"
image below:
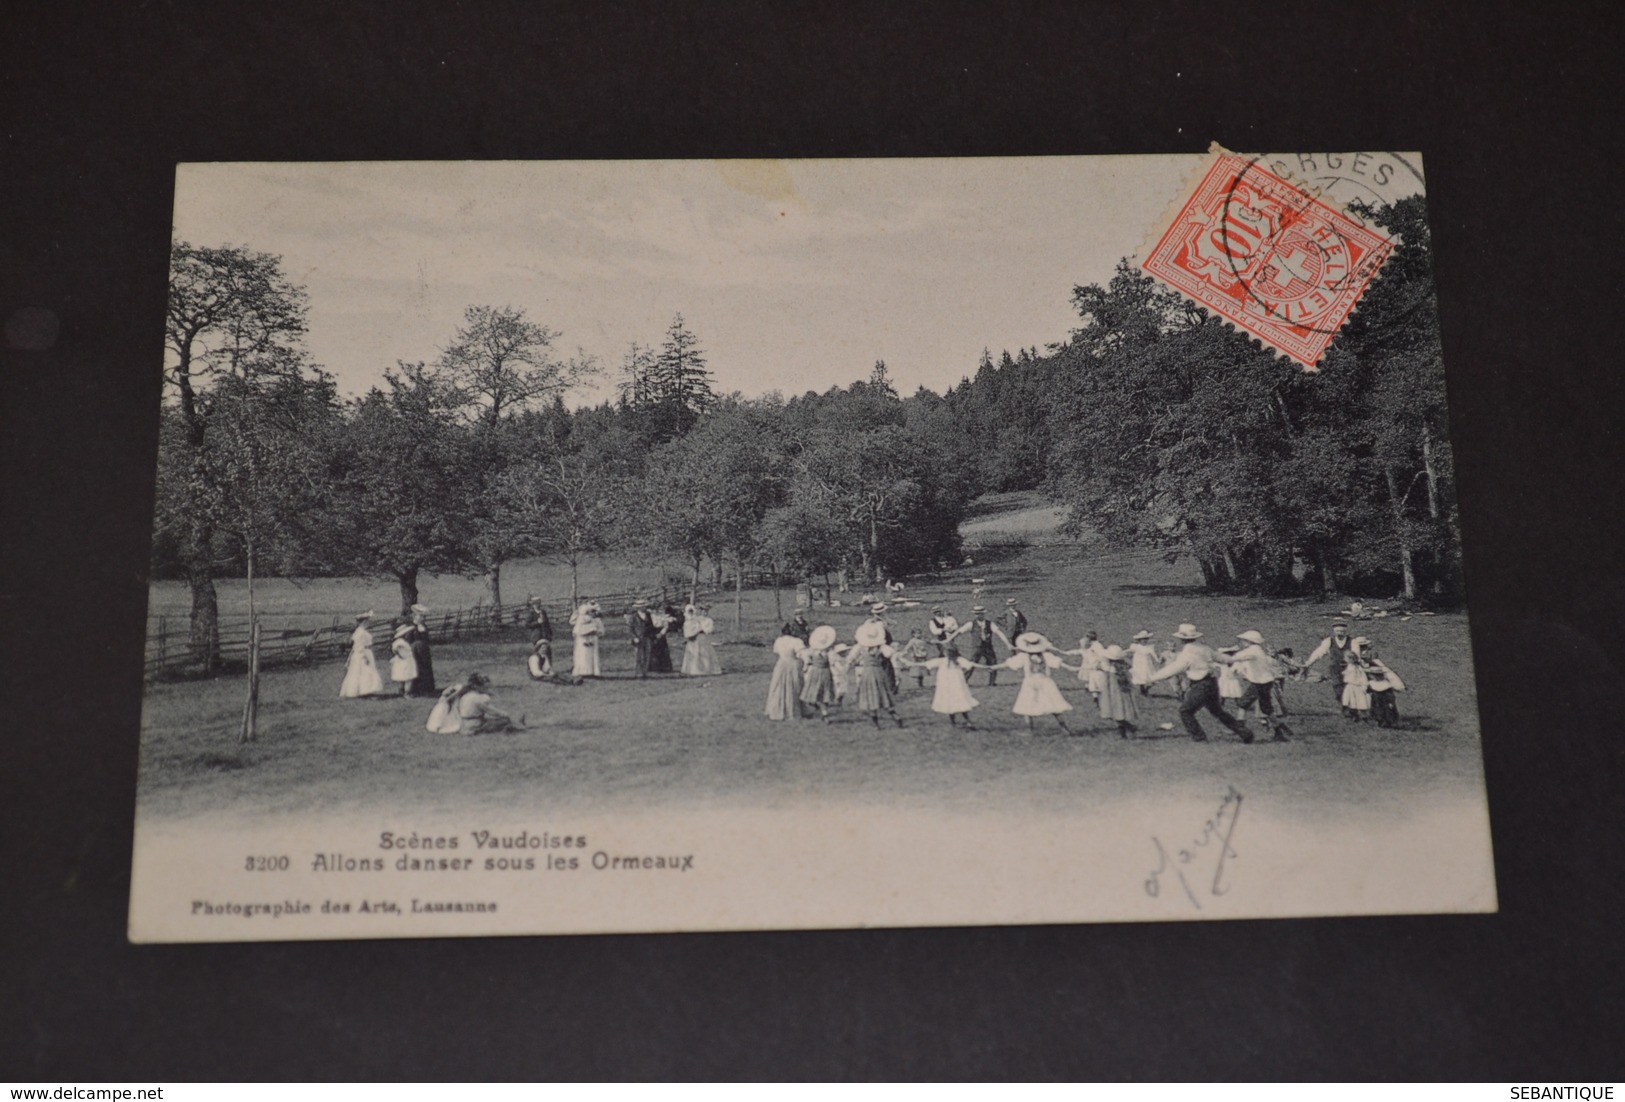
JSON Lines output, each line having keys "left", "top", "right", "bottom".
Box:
{"left": 1003, "top": 632, "right": 1079, "bottom": 733}
{"left": 681, "top": 604, "right": 722, "bottom": 676}
{"left": 764, "top": 632, "right": 807, "bottom": 720}
{"left": 339, "top": 611, "right": 385, "bottom": 698}
{"left": 571, "top": 601, "right": 602, "bottom": 679}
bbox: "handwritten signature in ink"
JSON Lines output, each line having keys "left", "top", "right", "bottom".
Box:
{"left": 1145, "top": 785, "right": 1244, "bottom": 911}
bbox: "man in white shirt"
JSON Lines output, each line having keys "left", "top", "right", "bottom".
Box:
{"left": 1147, "top": 624, "right": 1254, "bottom": 743}
{"left": 1224, "top": 630, "right": 1290, "bottom": 741}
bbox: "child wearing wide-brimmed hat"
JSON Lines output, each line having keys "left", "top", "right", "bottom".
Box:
{"left": 849, "top": 620, "right": 904, "bottom": 728}
{"left": 1096, "top": 644, "right": 1140, "bottom": 737}
{"left": 799, "top": 626, "right": 840, "bottom": 721}
{"left": 1001, "top": 632, "right": 1079, "bottom": 734}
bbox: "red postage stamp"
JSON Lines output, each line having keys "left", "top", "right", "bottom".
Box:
{"left": 1140, "top": 147, "right": 1397, "bottom": 370}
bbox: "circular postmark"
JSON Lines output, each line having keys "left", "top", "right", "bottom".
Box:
{"left": 1215, "top": 152, "right": 1416, "bottom": 337}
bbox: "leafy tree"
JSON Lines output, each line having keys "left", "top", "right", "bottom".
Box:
{"left": 161, "top": 241, "right": 312, "bottom": 669}
{"left": 434, "top": 304, "right": 597, "bottom": 427}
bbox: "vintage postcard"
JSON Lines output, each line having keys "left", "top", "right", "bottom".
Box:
{"left": 130, "top": 153, "right": 1495, "bottom": 942}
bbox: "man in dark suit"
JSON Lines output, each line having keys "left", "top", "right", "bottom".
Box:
{"left": 964, "top": 605, "right": 1011, "bottom": 685}
{"left": 1002, "top": 597, "right": 1028, "bottom": 643}
{"left": 628, "top": 599, "right": 656, "bottom": 679}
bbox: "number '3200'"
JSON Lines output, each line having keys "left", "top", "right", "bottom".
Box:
{"left": 244, "top": 855, "right": 290, "bottom": 871}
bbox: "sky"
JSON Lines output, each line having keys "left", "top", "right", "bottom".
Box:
{"left": 170, "top": 154, "right": 1421, "bottom": 403}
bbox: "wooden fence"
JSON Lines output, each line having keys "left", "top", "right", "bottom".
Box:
{"left": 144, "top": 584, "right": 715, "bottom": 682}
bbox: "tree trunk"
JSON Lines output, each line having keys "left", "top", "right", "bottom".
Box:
{"left": 711, "top": 558, "right": 722, "bottom": 589}
{"left": 397, "top": 567, "right": 420, "bottom": 617}
{"left": 188, "top": 565, "right": 220, "bottom": 673}
{"left": 734, "top": 556, "right": 744, "bottom": 631}
{"left": 771, "top": 566, "right": 782, "bottom": 623}
{"left": 1384, "top": 465, "right": 1418, "bottom": 600}
{"left": 240, "top": 541, "right": 259, "bottom": 743}
{"left": 868, "top": 512, "right": 880, "bottom": 582}
{"left": 569, "top": 556, "right": 580, "bottom": 608}
{"left": 823, "top": 572, "right": 833, "bottom": 605}
{"left": 1420, "top": 422, "right": 1442, "bottom": 520}
{"left": 487, "top": 561, "right": 503, "bottom": 624}
{"left": 691, "top": 552, "right": 703, "bottom": 593}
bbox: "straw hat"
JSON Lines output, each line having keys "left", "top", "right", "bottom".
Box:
{"left": 393, "top": 623, "right": 414, "bottom": 640}
{"left": 410, "top": 604, "right": 428, "bottom": 615}
{"left": 1014, "top": 631, "right": 1050, "bottom": 654}
{"left": 870, "top": 602, "right": 888, "bottom": 614}
{"left": 808, "top": 625, "right": 837, "bottom": 651}
{"left": 1174, "top": 623, "right": 1203, "bottom": 640}
{"left": 1237, "top": 630, "right": 1264, "bottom": 645}
{"left": 854, "top": 620, "right": 888, "bottom": 648}
{"left": 971, "top": 604, "right": 986, "bottom": 613}
{"left": 1133, "top": 630, "right": 1154, "bottom": 640}
{"left": 355, "top": 609, "right": 374, "bottom": 622}
{"left": 1006, "top": 597, "right": 1019, "bottom": 605}
{"left": 1102, "top": 644, "right": 1125, "bottom": 661}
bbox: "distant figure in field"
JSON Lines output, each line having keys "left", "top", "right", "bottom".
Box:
{"left": 570, "top": 601, "right": 603, "bottom": 679}
{"left": 681, "top": 604, "right": 722, "bottom": 676}
{"left": 764, "top": 630, "right": 808, "bottom": 721}
{"left": 782, "top": 609, "right": 812, "bottom": 645}
{"left": 408, "top": 604, "right": 436, "bottom": 696}
{"left": 1001, "top": 598, "right": 1029, "bottom": 645}
{"left": 1003, "top": 632, "right": 1078, "bottom": 734}
{"left": 798, "top": 626, "right": 840, "bottom": 722}
{"left": 527, "top": 637, "right": 555, "bottom": 681}
{"left": 649, "top": 603, "right": 676, "bottom": 673}
{"left": 628, "top": 599, "right": 657, "bottom": 679}
{"left": 1147, "top": 624, "right": 1253, "bottom": 744}
{"left": 339, "top": 611, "right": 384, "bottom": 698}
{"left": 525, "top": 599, "right": 553, "bottom": 647}
{"left": 456, "top": 672, "right": 526, "bottom": 735}
{"left": 389, "top": 621, "right": 417, "bottom": 697}
{"left": 1128, "top": 631, "right": 1159, "bottom": 696}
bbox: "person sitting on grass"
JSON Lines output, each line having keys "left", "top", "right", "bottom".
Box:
{"left": 456, "top": 672, "right": 526, "bottom": 735}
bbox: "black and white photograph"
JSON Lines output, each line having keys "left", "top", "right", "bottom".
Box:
{"left": 129, "top": 154, "right": 1495, "bottom": 941}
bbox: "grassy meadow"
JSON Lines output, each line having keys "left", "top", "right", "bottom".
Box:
{"left": 136, "top": 495, "right": 1490, "bottom": 827}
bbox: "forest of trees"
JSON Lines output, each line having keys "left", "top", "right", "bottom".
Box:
{"left": 155, "top": 195, "right": 1462, "bottom": 669}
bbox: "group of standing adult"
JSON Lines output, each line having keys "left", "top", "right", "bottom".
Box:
{"left": 521, "top": 596, "right": 724, "bottom": 682}
{"left": 338, "top": 606, "right": 436, "bottom": 699}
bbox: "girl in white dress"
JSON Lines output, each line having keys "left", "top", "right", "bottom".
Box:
{"left": 905, "top": 643, "right": 984, "bottom": 728}
{"left": 1341, "top": 637, "right": 1373, "bottom": 720}
{"left": 1003, "top": 633, "right": 1080, "bottom": 733}
{"left": 339, "top": 612, "right": 384, "bottom": 698}
{"left": 570, "top": 601, "right": 602, "bottom": 679}
{"left": 1128, "top": 631, "right": 1158, "bottom": 696}
{"left": 681, "top": 605, "right": 722, "bottom": 676}
{"left": 388, "top": 622, "right": 418, "bottom": 696}
{"left": 1216, "top": 647, "right": 1244, "bottom": 710}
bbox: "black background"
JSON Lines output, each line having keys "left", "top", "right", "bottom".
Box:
{"left": 3, "top": 0, "right": 1623, "bottom": 1081}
